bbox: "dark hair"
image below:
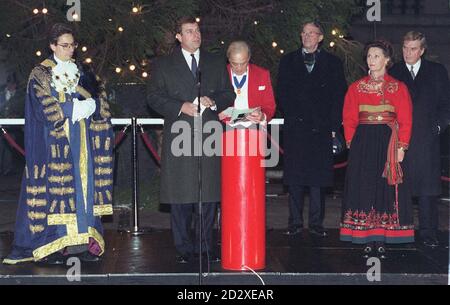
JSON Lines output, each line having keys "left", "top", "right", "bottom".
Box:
{"left": 175, "top": 16, "right": 198, "bottom": 35}
{"left": 48, "top": 23, "right": 74, "bottom": 45}
{"left": 364, "top": 39, "right": 394, "bottom": 68}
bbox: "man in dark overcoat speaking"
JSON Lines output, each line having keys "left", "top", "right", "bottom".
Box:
{"left": 147, "top": 17, "right": 235, "bottom": 263}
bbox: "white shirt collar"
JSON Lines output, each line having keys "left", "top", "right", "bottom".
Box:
{"left": 406, "top": 58, "right": 421, "bottom": 75}
{"left": 231, "top": 67, "right": 248, "bottom": 81}
{"left": 181, "top": 48, "right": 200, "bottom": 69}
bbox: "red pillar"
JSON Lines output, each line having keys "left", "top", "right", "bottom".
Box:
{"left": 221, "top": 127, "right": 266, "bottom": 270}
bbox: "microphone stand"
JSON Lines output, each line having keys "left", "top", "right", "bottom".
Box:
{"left": 195, "top": 69, "right": 203, "bottom": 285}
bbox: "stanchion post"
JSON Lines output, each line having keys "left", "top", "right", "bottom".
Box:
{"left": 119, "top": 117, "right": 153, "bottom": 235}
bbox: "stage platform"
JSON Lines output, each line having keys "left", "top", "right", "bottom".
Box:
{"left": 0, "top": 229, "right": 448, "bottom": 285}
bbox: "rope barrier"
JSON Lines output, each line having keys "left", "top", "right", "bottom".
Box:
{"left": 114, "top": 125, "right": 129, "bottom": 148}
{"left": 139, "top": 125, "right": 161, "bottom": 166}
{"left": 1, "top": 127, "right": 25, "bottom": 156}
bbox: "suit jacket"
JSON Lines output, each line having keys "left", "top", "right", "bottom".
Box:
{"left": 147, "top": 46, "right": 235, "bottom": 204}
{"left": 277, "top": 49, "right": 347, "bottom": 187}
{"left": 390, "top": 59, "right": 450, "bottom": 196}
{"left": 227, "top": 63, "right": 276, "bottom": 121}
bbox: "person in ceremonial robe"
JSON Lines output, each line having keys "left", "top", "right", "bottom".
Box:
{"left": 3, "top": 23, "right": 114, "bottom": 265}
{"left": 340, "top": 40, "right": 414, "bottom": 258}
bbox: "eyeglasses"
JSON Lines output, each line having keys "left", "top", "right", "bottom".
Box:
{"left": 301, "top": 31, "right": 321, "bottom": 37}
{"left": 57, "top": 43, "right": 78, "bottom": 50}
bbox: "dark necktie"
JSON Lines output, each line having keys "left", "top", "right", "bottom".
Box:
{"left": 304, "top": 52, "right": 316, "bottom": 73}
{"left": 410, "top": 65, "right": 415, "bottom": 80}
{"left": 191, "top": 54, "right": 198, "bottom": 78}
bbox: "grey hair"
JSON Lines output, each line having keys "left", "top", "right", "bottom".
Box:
{"left": 226, "top": 40, "right": 251, "bottom": 59}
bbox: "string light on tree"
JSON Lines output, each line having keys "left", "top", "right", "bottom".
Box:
{"left": 272, "top": 42, "right": 278, "bottom": 48}
{"left": 329, "top": 41, "right": 336, "bottom": 47}
{"left": 253, "top": 20, "right": 258, "bottom": 25}
{"left": 339, "top": 34, "right": 344, "bottom": 39}
{"left": 6, "top": 34, "right": 11, "bottom": 38}
{"left": 332, "top": 29, "right": 338, "bottom": 36}
{"left": 85, "top": 58, "right": 92, "bottom": 64}
{"left": 118, "top": 26, "right": 124, "bottom": 32}
{"left": 36, "top": 50, "right": 42, "bottom": 57}
{"left": 33, "top": 8, "right": 39, "bottom": 14}
{"left": 129, "top": 64, "right": 136, "bottom": 71}
{"left": 115, "top": 67, "right": 122, "bottom": 73}
{"left": 195, "top": 17, "right": 200, "bottom": 22}
{"left": 142, "top": 72, "right": 148, "bottom": 78}
{"left": 132, "top": 7, "right": 139, "bottom": 13}
{"left": 42, "top": 8, "right": 48, "bottom": 14}
{"left": 81, "top": 46, "right": 88, "bottom": 52}
{"left": 280, "top": 49, "right": 284, "bottom": 54}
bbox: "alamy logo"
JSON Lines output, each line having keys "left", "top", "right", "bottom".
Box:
{"left": 366, "top": 0, "right": 381, "bottom": 22}
{"left": 66, "top": 257, "right": 81, "bottom": 282}
{"left": 366, "top": 257, "right": 381, "bottom": 282}
{"left": 66, "top": 0, "right": 81, "bottom": 22}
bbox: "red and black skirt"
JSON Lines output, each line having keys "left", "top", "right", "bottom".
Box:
{"left": 340, "top": 123, "right": 414, "bottom": 244}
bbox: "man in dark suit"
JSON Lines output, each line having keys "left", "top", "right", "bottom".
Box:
{"left": 147, "top": 17, "right": 235, "bottom": 263}
{"left": 277, "top": 21, "right": 347, "bottom": 237}
{"left": 220, "top": 40, "right": 276, "bottom": 123}
{"left": 390, "top": 31, "right": 450, "bottom": 248}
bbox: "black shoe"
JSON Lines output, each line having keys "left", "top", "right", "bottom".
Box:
{"left": 309, "top": 226, "right": 328, "bottom": 237}
{"left": 421, "top": 236, "right": 439, "bottom": 248}
{"left": 78, "top": 251, "right": 101, "bottom": 262}
{"left": 176, "top": 254, "right": 190, "bottom": 264}
{"left": 362, "top": 245, "right": 374, "bottom": 258}
{"left": 376, "top": 245, "right": 387, "bottom": 259}
{"left": 283, "top": 227, "right": 302, "bottom": 236}
{"left": 37, "top": 252, "right": 66, "bottom": 265}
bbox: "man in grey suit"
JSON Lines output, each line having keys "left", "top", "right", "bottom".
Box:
{"left": 390, "top": 31, "right": 450, "bottom": 248}
{"left": 147, "top": 17, "right": 235, "bottom": 263}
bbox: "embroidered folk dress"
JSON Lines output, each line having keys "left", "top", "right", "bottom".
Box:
{"left": 340, "top": 73, "right": 414, "bottom": 244}
{"left": 3, "top": 56, "right": 114, "bottom": 264}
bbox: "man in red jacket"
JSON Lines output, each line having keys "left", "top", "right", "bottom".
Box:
{"left": 220, "top": 40, "right": 276, "bottom": 123}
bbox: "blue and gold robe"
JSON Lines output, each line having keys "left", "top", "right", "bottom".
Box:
{"left": 3, "top": 57, "right": 114, "bottom": 264}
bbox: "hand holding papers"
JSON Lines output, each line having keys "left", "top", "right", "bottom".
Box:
{"left": 221, "top": 106, "right": 262, "bottom": 127}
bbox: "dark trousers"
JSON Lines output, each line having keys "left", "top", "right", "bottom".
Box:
{"left": 417, "top": 196, "right": 439, "bottom": 239}
{"left": 170, "top": 202, "right": 217, "bottom": 256}
{"left": 288, "top": 185, "right": 325, "bottom": 229}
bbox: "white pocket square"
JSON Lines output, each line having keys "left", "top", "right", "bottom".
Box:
{"left": 258, "top": 86, "right": 266, "bottom": 91}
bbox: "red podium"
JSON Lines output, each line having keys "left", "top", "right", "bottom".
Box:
{"left": 221, "top": 127, "right": 266, "bottom": 270}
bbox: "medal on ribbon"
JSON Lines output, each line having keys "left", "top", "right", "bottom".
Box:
{"left": 233, "top": 75, "right": 247, "bottom": 95}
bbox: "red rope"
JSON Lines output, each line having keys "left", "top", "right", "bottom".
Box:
{"left": 333, "top": 161, "right": 348, "bottom": 169}
{"left": 1, "top": 128, "right": 25, "bottom": 156}
{"left": 139, "top": 127, "right": 161, "bottom": 166}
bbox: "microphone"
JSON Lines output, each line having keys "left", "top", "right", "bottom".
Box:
{"left": 196, "top": 69, "right": 201, "bottom": 114}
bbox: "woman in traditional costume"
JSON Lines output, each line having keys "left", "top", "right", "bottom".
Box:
{"left": 3, "top": 23, "right": 113, "bottom": 265}
{"left": 339, "top": 40, "right": 414, "bottom": 258}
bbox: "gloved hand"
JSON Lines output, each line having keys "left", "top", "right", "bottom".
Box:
{"left": 72, "top": 98, "right": 97, "bottom": 123}
{"left": 84, "top": 98, "right": 96, "bottom": 118}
